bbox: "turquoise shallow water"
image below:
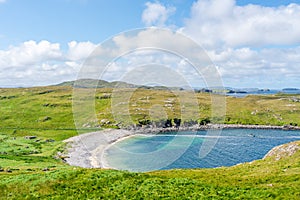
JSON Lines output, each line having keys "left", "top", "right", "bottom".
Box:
{"left": 104, "top": 129, "right": 300, "bottom": 172}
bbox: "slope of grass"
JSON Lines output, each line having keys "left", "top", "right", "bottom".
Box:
{"left": 0, "top": 85, "right": 300, "bottom": 199}
{"left": 1, "top": 86, "right": 300, "bottom": 131}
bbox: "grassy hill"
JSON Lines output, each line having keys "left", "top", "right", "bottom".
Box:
{"left": 1, "top": 85, "right": 300, "bottom": 131}
{"left": 0, "top": 85, "right": 300, "bottom": 199}
{"left": 56, "top": 79, "right": 139, "bottom": 88}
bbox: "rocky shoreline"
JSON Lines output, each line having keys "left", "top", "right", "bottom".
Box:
{"left": 263, "top": 140, "right": 300, "bottom": 161}
{"left": 125, "top": 123, "right": 300, "bottom": 134}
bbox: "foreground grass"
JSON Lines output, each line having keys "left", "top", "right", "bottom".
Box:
{"left": 0, "top": 144, "right": 299, "bottom": 199}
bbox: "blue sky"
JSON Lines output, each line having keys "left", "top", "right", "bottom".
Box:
{"left": 0, "top": 0, "right": 300, "bottom": 88}
{"left": 0, "top": 0, "right": 194, "bottom": 49}
{"left": 1, "top": 0, "right": 299, "bottom": 48}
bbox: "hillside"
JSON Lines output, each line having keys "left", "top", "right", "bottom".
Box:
{"left": 0, "top": 85, "right": 300, "bottom": 130}
{"left": 57, "top": 79, "right": 184, "bottom": 91}
{"left": 0, "top": 85, "right": 299, "bottom": 199}
{"left": 56, "top": 79, "right": 138, "bottom": 88}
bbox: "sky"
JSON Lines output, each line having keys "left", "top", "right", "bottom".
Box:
{"left": 1, "top": 0, "right": 300, "bottom": 88}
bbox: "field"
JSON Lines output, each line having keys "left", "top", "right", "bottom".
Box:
{"left": 0, "top": 85, "right": 300, "bottom": 199}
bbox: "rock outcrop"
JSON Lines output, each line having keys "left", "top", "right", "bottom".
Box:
{"left": 263, "top": 141, "right": 300, "bottom": 161}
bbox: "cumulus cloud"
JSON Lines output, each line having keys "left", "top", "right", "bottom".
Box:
{"left": 93, "top": 29, "right": 219, "bottom": 87}
{"left": 182, "top": 0, "right": 300, "bottom": 49}
{"left": 0, "top": 40, "right": 62, "bottom": 68}
{"left": 140, "top": 0, "right": 300, "bottom": 87}
{"left": 171, "top": 0, "right": 300, "bottom": 88}
{"left": 0, "top": 40, "right": 98, "bottom": 87}
{"left": 142, "top": 1, "right": 175, "bottom": 26}
{"left": 67, "top": 41, "right": 97, "bottom": 61}
{"left": 206, "top": 46, "right": 300, "bottom": 87}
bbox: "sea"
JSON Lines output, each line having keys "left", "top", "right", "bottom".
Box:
{"left": 103, "top": 129, "right": 300, "bottom": 172}
{"left": 225, "top": 88, "right": 300, "bottom": 97}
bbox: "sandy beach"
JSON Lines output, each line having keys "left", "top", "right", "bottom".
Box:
{"left": 63, "top": 129, "right": 135, "bottom": 168}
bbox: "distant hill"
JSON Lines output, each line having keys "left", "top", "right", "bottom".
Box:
{"left": 283, "top": 88, "right": 300, "bottom": 91}
{"left": 57, "top": 79, "right": 138, "bottom": 88}
{"left": 56, "top": 81, "right": 300, "bottom": 94}
{"left": 56, "top": 79, "right": 184, "bottom": 90}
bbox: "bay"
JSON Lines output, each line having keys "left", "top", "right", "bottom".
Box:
{"left": 103, "top": 129, "right": 300, "bottom": 172}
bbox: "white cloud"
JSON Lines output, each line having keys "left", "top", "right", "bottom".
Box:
{"left": 182, "top": 0, "right": 300, "bottom": 49}
{"left": 0, "top": 40, "right": 62, "bottom": 68}
{"left": 142, "top": 1, "right": 175, "bottom": 26}
{"left": 0, "top": 0, "right": 6, "bottom": 3}
{"left": 77, "top": 27, "right": 300, "bottom": 88}
{"left": 93, "top": 29, "right": 219, "bottom": 87}
{"left": 171, "top": 0, "right": 300, "bottom": 88}
{"left": 0, "top": 28, "right": 299, "bottom": 88}
{"left": 206, "top": 46, "right": 300, "bottom": 87}
{"left": 0, "top": 40, "right": 99, "bottom": 87}
{"left": 67, "top": 41, "right": 97, "bottom": 61}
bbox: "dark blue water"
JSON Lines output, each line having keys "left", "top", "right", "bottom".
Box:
{"left": 226, "top": 89, "right": 300, "bottom": 97}
{"left": 104, "top": 129, "right": 300, "bottom": 172}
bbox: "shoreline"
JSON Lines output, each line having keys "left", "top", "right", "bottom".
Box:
{"left": 63, "top": 124, "right": 300, "bottom": 169}
{"left": 124, "top": 124, "right": 300, "bottom": 134}
{"left": 100, "top": 134, "right": 142, "bottom": 169}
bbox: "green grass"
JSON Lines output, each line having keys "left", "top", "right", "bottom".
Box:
{"left": 0, "top": 144, "right": 299, "bottom": 199}
{"left": 1, "top": 86, "right": 300, "bottom": 130}
{"left": 225, "top": 94, "right": 300, "bottom": 126}
{"left": 0, "top": 85, "right": 300, "bottom": 199}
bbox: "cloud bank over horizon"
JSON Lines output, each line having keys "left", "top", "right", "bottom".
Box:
{"left": 0, "top": 0, "right": 300, "bottom": 88}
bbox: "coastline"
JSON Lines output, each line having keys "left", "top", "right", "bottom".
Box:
{"left": 63, "top": 129, "right": 135, "bottom": 169}
{"left": 63, "top": 124, "right": 300, "bottom": 169}
{"left": 124, "top": 124, "right": 300, "bottom": 134}
{"left": 100, "top": 134, "right": 142, "bottom": 169}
